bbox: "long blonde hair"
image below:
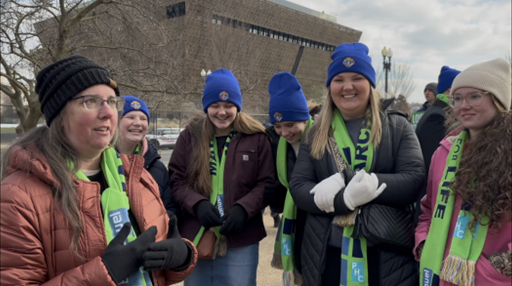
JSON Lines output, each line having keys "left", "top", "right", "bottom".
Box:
{"left": 309, "top": 87, "right": 382, "bottom": 160}
{"left": 186, "top": 112, "right": 265, "bottom": 197}
{"left": 1, "top": 106, "right": 120, "bottom": 257}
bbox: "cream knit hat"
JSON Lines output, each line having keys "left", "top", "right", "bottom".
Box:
{"left": 451, "top": 58, "right": 511, "bottom": 111}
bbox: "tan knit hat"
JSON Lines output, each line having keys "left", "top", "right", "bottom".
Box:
{"left": 451, "top": 58, "right": 511, "bottom": 111}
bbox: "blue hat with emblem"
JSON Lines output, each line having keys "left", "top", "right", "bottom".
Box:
{"left": 122, "top": 95, "right": 150, "bottom": 121}
{"left": 202, "top": 68, "right": 243, "bottom": 112}
{"left": 326, "top": 42, "right": 376, "bottom": 88}
{"left": 268, "top": 72, "right": 310, "bottom": 124}
{"left": 437, "top": 65, "right": 461, "bottom": 94}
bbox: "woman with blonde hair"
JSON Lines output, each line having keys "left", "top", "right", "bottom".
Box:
{"left": 415, "top": 58, "right": 512, "bottom": 286}
{"left": 0, "top": 55, "right": 197, "bottom": 285}
{"left": 168, "top": 68, "right": 275, "bottom": 286}
{"left": 289, "top": 43, "right": 424, "bottom": 286}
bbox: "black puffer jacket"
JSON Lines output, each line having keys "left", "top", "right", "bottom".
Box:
{"left": 143, "top": 139, "right": 178, "bottom": 219}
{"left": 264, "top": 126, "right": 308, "bottom": 275}
{"left": 414, "top": 99, "right": 448, "bottom": 224}
{"left": 289, "top": 111, "right": 424, "bottom": 286}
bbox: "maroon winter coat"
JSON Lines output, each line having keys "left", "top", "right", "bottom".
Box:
{"left": 168, "top": 125, "right": 275, "bottom": 248}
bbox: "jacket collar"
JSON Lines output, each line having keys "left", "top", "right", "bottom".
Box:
{"left": 439, "top": 126, "right": 465, "bottom": 152}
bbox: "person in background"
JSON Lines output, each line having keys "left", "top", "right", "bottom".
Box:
{"left": 309, "top": 102, "right": 323, "bottom": 121}
{"left": 117, "top": 95, "right": 178, "bottom": 219}
{"left": 0, "top": 55, "right": 197, "bottom": 285}
{"left": 289, "top": 43, "right": 424, "bottom": 286}
{"left": 414, "top": 66, "right": 461, "bottom": 225}
{"left": 415, "top": 57, "right": 511, "bottom": 285}
{"left": 411, "top": 82, "right": 438, "bottom": 129}
{"left": 265, "top": 71, "right": 314, "bottom": 285}
{"left": 168, "top": 68, "right": 275, "bottom": 286}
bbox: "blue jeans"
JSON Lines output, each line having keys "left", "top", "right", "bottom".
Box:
{"left": 184, "top": 242, "right": 259, "bottom": 286}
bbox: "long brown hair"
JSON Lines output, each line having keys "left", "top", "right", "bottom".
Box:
{"left": 186, "top": 112, "right": 265, "bottom": 197}
{"left": 451, "top": 97, "right": 511, "bottom": 232}
{"left": 1, "top": 106, "right": 120, "bottom": 257}
{"left": 309, "top": 87, "right": 382, "bottom": 160}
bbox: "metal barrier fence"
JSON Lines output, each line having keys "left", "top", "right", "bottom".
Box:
{"left": 147, "top": 110, "right": 269, "bottom": 131}
{"left": 0, "top": 105, "right": 270, "bottom": 130}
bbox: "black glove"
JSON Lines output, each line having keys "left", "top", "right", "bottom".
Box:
{"left": 102, "top": 222, "right": 157, "bottom": 284}
{"left": 219, "top": 204, "right": 247, "bottom": 235}
{"left": 142, "top": 216, "right": 190, "bottom": 271}
{"left": 194, "top": 200, "right": 223, "bottom": 229}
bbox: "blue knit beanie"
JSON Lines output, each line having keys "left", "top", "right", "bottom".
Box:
{"left": 202, "top": 68, "right": 242, "bottom": 112}
{"left": 122, "top": 95, "right": 150, "bottom": 121}
{"left": 268, "top": 72, "right": 310, "bottom": 124}
{"left": 326, "top": 42, "right": 376, "bottom": 88}
{"left": 437, "top": 66, "right": 461, "bottom": 94}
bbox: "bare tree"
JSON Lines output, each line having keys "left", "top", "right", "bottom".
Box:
{"left": 376, "top": 61, "right": 417, "bottom": 99}
{"left": 0, "top": 0, "right": 194, "bottom": 135}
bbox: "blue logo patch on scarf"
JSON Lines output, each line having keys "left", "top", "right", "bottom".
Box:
{"left": 281, "top": 237, "right": 292, "bottom": 255}
{"left": 108, "top": 208, "right": 131, "bottom": 243}
{"left": 351, "top": 262, "right": 365, "bottom": 283}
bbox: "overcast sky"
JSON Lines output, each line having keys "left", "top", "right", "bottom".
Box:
{"left": 288, "top": 0, "right": 512, "bottom": 104}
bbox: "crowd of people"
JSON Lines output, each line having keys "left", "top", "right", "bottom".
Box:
{"left": 0, "top": 41, "right": 510, "bottom": 286}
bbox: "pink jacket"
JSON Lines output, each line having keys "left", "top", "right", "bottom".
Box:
{"left": 414, "top": 128, "right": 511, "bottom": 285}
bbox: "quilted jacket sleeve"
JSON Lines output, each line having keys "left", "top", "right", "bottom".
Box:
{"left": 289, "top": 133, "right": 327, "bottom": 215}
{"left": 0, "top": 183, "right": 115, "bottom": 286}
{"left": 163, "top": 238, "right": 198, "bottom": 285}
{"left": 372, "top": 114, "right": 425, "bottom": 208}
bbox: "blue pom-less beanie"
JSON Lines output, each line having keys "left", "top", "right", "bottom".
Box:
{"left": 326, "top": 42, "right": 376, "bottom": 88}
{"left": 122, "top": 95, "right": 150, "bottom": 121}
{"left": 202, "top": 68, "right": 243, "bottom": 112}
{"left": 437, "top": 66, "right": 461, "bottom": 94}
{"left": 268, "top": 72, "right": 310, "bottom": 124}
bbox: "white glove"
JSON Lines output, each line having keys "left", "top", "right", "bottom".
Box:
{"left": 343, "top": 170, "right": 387, "bottom": 211}
{"left": 310, "top": 173, "right": 345, "bottom": 213}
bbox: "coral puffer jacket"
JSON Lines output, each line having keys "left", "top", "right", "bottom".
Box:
{"left": 0, "top": 145, "right": 197, "bottom": 286}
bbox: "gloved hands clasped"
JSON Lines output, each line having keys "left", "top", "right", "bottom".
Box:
{"left": 343, "top": 169, "right": 387, "bottom": 210}
{"left": 194, "top": 200, "right": 223, "bottom": 229}
{"left": 195, "top": 200, "right": 248, "bottom": 235}
{"left": 310, "top": 172, "right": 346, "bottom": 212}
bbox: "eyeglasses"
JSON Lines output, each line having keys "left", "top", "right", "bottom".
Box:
{"left": 69, "top": 95, "right": 125, "bottom": 111}
{"left": 449, "top": 92, "right": 489, "bottom": 108}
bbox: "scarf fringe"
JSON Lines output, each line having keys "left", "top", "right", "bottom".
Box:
{"left": 332, "top": 210, "right": 358, "bottom": 227}
{"left": 440, "top": 254, "right": 476, "bottom": 286}
{"left": 216, "top": 235, "right": 227, "bottom": 257}
{"left": 271, "top": 252, "right": 283, "bottom": 269}
{"left": 283, "top": 270, "right": 303, "bottom": 286}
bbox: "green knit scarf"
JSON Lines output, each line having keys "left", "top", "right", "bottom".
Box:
{"left": 420, "top": 130, "right": 489, "bottom": 286}
{"left": 331, "top": 109, "right": 373, "bottom": 286}
{"left": 74, "top": 147, "right": 153, "bottom": 286}
{"left": 192, "top": 130, "right": 237, "bottom": 258}
{"left": 271, "top": 118, "right": 314, "bottom": 286}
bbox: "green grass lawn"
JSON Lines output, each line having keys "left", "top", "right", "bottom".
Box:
{"left": 0, "top": 142, "right": 11, "bottom": 153}
{"left": 0, "top": 127, "right": 16, "bottom": 133}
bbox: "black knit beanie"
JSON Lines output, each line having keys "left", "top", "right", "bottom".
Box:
{"left": 36, "top": 55, "right": 120, "bottom": 126}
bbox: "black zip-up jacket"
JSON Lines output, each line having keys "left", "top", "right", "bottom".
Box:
{"left": 414, "top": 99, "right": 449, "bottom": 224}
{"left": 265, "top": 126, "right": 307, "bottom": 275}
{"left": 289, "top": 111, "right": 425, "bottom": 286}
{"left": 144, "top": 139, "right": 178, "bottom": 219}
